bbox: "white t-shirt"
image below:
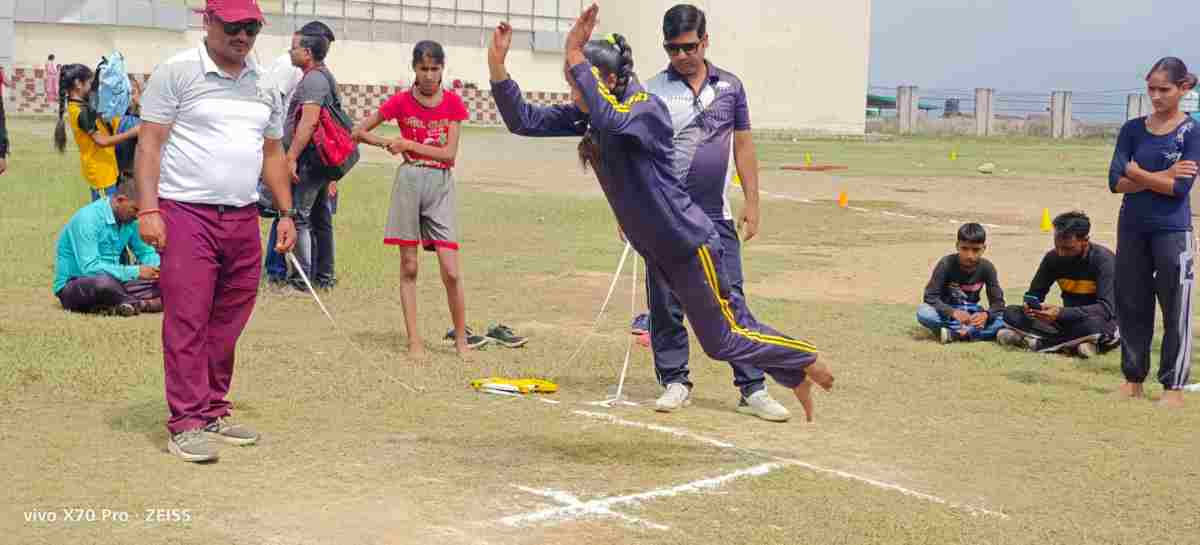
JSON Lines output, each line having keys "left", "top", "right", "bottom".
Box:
{"left": 140, "top": 45, "right": 285, "bottom": 207}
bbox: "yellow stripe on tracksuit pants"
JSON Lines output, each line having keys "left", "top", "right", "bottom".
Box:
{"left": 697, "top": 246, "right": 819, "bottom": 353}
{"left": 649, "top": 239, "right": 818, "bottom": 389}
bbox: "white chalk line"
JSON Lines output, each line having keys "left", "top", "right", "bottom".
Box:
{"left": 507, "top": 485, "right": 672, "bottom": 530}
{"left": 573, "top": 410, "right": 737, "bottom": 449}
{"left": 759, "top": 190, "right": 1022, "bottom": 232}
{"left": 570, "top": 410, "right": 1009, "bottom": 520}
{"left": 502, "top": 463, "right": 782, "bottom": 530}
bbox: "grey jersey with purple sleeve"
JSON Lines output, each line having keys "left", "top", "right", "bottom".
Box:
{"left": 491, "top": 63, "right": 714, "bottom": 264}
{"left": 645, "top": 62, "right": 750, "bottom": 221}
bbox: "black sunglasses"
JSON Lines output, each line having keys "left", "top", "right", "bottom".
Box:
{"left": 213, "top": 16, "right": 262, "bottom": 37}
{"left": 663, "top": 41, "right": 701, "bottom": 55}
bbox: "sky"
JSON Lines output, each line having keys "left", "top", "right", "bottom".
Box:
{"left": 869, "top": 0, "right": 1200, "bottom": 93}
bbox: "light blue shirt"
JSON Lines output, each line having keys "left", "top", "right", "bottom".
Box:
{"left": 53, "top": 199, "right": 160, "bottom": 294}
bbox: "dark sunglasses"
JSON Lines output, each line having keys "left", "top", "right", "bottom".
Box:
{"left": 214, "top": 17, "right": 262, "bottom": 37}
{"left": 663, "top": 41, "right": 701, "bottom": 55}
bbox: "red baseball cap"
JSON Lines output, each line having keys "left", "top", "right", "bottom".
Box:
{"left": 206, "top": 0, "right": 264, "bottom": 22}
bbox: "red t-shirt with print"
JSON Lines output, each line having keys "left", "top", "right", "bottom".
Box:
{"left": 378, "top": 89, "right": 469, "bottom": 169}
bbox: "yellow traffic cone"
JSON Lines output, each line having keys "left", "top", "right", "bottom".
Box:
{"left": 1040, "top": 208, "right": 1052, "bottom": 232}
{"left": 838, "top": 191, "right": 849, "bottom": 208}
{"left": 804, "top": 152, "right": 813, "bottom": 166}
{"left": 733, "top": 172, "right": 742, "bottom": 187}
{"left": 950, "top": 149, "right": 958, "bottom": 161}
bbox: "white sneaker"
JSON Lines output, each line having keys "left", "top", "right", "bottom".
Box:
{"left": 736, "top": 390, "right": 792, "bottom": 422}
{"left": 654, "top": 383, "right": 691, "bottom": 412}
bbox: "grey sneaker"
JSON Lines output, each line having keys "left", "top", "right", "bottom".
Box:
{"left": 168, "top": 428, "right": 219, "bottom": 462}
{"left": 1077, "top": 342, "right": 1099, "bottom": 359}
{"left": 737, "top": 390, "right": 792, "bottom": 422}
{"left": 203, "top": 417, "right": 260, "bottom": 446}
{"left": 996, "top": 328, "right": 1024, "bottom": 348}
{"left": 654, "top": 383, "right": 691, "bottom": 412}
{"left": 939, "top": 327, "right": 952, "bottom": 344}
{"left": 486, "top": 324, "right": 528, "bottom": 348}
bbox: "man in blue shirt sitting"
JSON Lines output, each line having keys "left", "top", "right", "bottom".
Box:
{"left": 54, "top": 180, "right": 162, "bottom": 316}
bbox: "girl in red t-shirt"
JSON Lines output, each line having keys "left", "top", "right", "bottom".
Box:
{"left": 354, "top": 40, "right": 474, "bottom": 359}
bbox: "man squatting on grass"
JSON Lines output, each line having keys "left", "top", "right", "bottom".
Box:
{"left": 53, "top": 180, "right": 163, "bottom": 316}
{"left": 996, "top": 211, "right": 1119, "bottom": 359}
{"left": 640, "top": 4, "right": 790, "bottom": 422}
{"left": 136, "top": 0, "right": 296, "bottom": 462}
{"left": 488, "top": 4, "right": 834, "bottom": 422}
{"left": 917, "top": 223, "right": 1006, "bottom": 344}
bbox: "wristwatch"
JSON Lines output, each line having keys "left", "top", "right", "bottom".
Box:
{"left": 278, "top": 208, "right": 298, "bottom": 219}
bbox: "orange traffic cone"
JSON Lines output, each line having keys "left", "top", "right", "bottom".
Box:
{"left": 838, "top": 191, "right": 849, "bottom": 208}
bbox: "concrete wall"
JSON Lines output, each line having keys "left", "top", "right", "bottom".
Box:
{"left": 13, "top": 23, "right": 573, "bottom": 91}
{"left": 600, "top": 0, "right": 871, "bottom": 134}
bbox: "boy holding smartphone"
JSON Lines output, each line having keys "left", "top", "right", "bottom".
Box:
{"left": 997, "top": 211, "right": 1120, "bottom": 358}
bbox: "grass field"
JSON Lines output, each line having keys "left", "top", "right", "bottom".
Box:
{"left": 3, "top": 117, "right": 1200, "bottom": 545}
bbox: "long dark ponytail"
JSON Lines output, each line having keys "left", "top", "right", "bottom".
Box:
{"left": 53, "top": 63, "right": 93, "bottom": 153}
{"left": 578, "top": 33, "right": 635, "bottom": 171}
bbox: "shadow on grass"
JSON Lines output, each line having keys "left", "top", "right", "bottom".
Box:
{"left": 1004, "top": 369, "right": 1111, "bottom": 395}
{"left": 105, "top": 398, "right": 168, "bottom": 447}
{"left": 104, "top": 398, "right": 267, "bottom": 448}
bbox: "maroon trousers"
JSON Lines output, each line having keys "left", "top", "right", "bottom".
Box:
{"left": 159, "top": 199, "right": 261, "bottom": 434}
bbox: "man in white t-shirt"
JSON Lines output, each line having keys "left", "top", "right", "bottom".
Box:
{"left": 136, "top": 0, "right": 295, "bottom": 463}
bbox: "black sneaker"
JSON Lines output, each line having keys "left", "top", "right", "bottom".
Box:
{"left": 486, "top": 323, "right": 528, "bottom": 348}
{"left": 443, "top": 327, "right": 490, "bottom": 349}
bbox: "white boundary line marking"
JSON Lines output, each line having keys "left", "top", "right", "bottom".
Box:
{"left": 502, "top": 463, "right": 783, "bottom": 530}
{"left": 570, "top": 410, "right": 1009, "bottom": 520}
{"left": 573, "top": 410, "right": 736, "bottom": 449}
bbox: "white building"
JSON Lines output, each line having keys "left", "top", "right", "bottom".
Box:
{"left": 0, "top": 0, "right": 871, "bottom": 134}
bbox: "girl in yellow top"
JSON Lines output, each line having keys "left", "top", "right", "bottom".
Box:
{"left": 52, "top": 63, "right": 140, "bottom": 201}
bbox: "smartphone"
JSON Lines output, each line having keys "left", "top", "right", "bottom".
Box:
{"left": 1024, "top": 294, "right": 1042, "bottom": 310}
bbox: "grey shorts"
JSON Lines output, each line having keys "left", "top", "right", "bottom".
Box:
{"left": 384, "top": 164, "right": 458, "bottom": 251}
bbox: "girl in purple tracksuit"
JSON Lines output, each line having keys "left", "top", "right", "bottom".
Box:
{"left": 486, "top": 5, "right": 834, "bottom": 421}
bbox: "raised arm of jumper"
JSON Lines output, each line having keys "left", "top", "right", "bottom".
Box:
{"left": 490, "top": 78, "right": 587, "bottom": 137}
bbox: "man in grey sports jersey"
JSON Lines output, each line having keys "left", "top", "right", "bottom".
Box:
{"left": 644, "top": 4, "right": 789, "bottom": 421}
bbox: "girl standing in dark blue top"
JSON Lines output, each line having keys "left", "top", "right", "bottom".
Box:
{"left": 1109, "top": 57, "right": 1200, "bottom": 407}
{"left": 487, "top": 4, "right": 834, "bottom": 422}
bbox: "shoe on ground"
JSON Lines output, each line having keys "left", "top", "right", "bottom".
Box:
{"left": 443, "top": 327, "right": 490, "bottom": 349}
{"left": 1077, "top": 342, "right": 1099, "bottom": 359}
{"left": 168, "top": 428, "right": 219, "bottom": 462}
{"left": 655, "top": 383, "right": 691, "bottom": 412}
{"left": 1024, "top": 336, "right": 1041, "bottom": 351}
{"left": 939, "top": 327, "right": 952, "bottom": 345}
{"left": 112, "top": 302, "right": 139, "bottom": 317}
{"left": 996, "top": 328, "right": 1024, "bottom": 348}
{"left": 203, "top": 417, "right": 260, "bottom": 446}
{"left": 135, "top": 298, "right": 164, "bottom": 314}
{"left": 736, "top": 390, "right": 791, "bottom": 422}
{"left": 486, "top": 323, "right": 528, "bottom": 348}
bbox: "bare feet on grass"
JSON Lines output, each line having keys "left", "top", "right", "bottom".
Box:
{"left": 455, "top": 341, "right": 473, "bottom": 362}
{"left": 793, "top": 360, "right": 835, "bottom": 423}
{"left": 1158, "top": 390, "right": 1185, "bottom": 409}
{"left": 408, "top": 341, "right": 428, "bottom": 361}
{"left": 1116, "top": 382, "right": 1144, "bottom": 399}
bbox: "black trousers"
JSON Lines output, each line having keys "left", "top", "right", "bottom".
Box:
{"left": 1001, "top": 305, "right": 1117, "bottom": 350}
{"left": 56, "top": 274, "right": 160, "bottom": 313}
{"left": 1115, "top": 230, "right": 1194, "bottom": 390}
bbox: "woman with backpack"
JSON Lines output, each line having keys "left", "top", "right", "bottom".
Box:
{"left": 53, "top": 63, "right": 140, "bottom": 201}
